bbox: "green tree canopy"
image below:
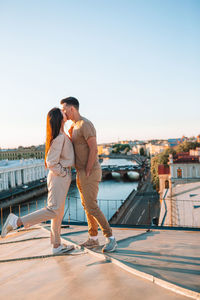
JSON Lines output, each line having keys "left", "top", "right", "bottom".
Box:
{"left": 112, "top": 144, "right": 131, "bottom": 154}
{"left": 139, "top": 147, "right": 145, "bottom": 156}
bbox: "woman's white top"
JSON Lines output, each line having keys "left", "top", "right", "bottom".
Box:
{"left": 46, "top": 133, "right": 75, "bottom": 176}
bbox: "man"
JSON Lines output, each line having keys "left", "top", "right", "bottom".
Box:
{"left": 61, "top": 97, "right": 117, "bottom": 253}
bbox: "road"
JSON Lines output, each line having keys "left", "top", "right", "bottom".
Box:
{"left": 120, "top": 175, "right": 160, "bottom": 226}
{"left": 0, "top": 179, "right": 47, "bottom": 202}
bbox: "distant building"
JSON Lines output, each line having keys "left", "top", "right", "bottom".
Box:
{"left": 169, "top": 153, "right": 200, "bottom": 184}
{"left": 158, "top": 152, "right": 200, "bottom": 196}
{"left": 158, "top": 151, "right": 200, "bottom": 227}
{"left": 131, "top": 145, "right": 139, "bottom": 154}
{"left": 0, "top": 159, "right": 47, "bottom": 191}
{"left": 97, "top": 145, "right": 103, "bottom": 155}
{"left": 158, "top": 165, "right": 171, "bottom": 195}
{"left": 97, "top": 145, "right": 112, "bottom": 155}
{"left": 146, "top": 141, "right": 169, "bottom": 157}
{"left": 0, "top": 145, "right": 45, "bottom": 161}
{"left": 167, "top": 138, "right": 181, "bottom": 148}
{"left": 131, "top": 144, "right": 146, "bottom": 155}
{"left": 189, "top": 148, "right": 200, "bottom": 156}
{"left": 120, "top": 140, "right": 130, "bottom": 145}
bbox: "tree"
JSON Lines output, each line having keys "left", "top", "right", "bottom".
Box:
{"left": 112, "top": 144, "right": 131, "bottom": 154}
{"left": 151, "top": 148, "right": 176, "bottom": 190}
{"left": 139, "top": 147, "right": 145, "bottom": 156}
{"left": 175, "top": 141, "right": 200, "bottom": 153}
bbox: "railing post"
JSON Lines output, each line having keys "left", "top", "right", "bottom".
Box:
{"left": 76, "top": 197, "right": 77, "bottom": 221}
{"left": 148, "top": 199, "right": 150, "bottom": 225}
{"left": 68, "top": 196, "right": 70, "bottom": 224}
{"left": 1, "top": 207, "right": 3, "bottom": 228}
{"left": 170, "top": 196, "right": 173, "bottom": 227}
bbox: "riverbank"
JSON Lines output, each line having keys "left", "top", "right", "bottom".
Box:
{"left": 0, "top": 173, "right": 76, "bottom": 209}
{"left": 0, "top": 185, "right": 48, "bottom": 209}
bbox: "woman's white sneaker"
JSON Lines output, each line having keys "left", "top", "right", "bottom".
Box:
{"left": 52, "top": 244, "right": 74, "bottom": 254}
{"left": 1, "top": 213, "right": 18, "bottom": 238}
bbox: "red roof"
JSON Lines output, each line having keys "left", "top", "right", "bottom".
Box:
{"left": 173, "top": 153, "right": 199, "bottom": 163}
{"left": 158, "top": 165, "right": 170, "bottom": 175}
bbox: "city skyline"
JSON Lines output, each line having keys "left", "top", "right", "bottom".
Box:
{"left": 0, "top": 0, "right": 199, "bottom": 148}
{"left": 0, "top": 133, "right": 199, "bottom": 150}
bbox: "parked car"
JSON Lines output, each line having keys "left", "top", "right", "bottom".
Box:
{"left": 22, "top": 185, "right": 28, "bottom": 189}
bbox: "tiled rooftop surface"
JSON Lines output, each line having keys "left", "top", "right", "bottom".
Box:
{"left": 173, "top": 182, "right": 200, "bottom": 227}
{"left": 0, "top": 225, "right": 199, "bottom": 300}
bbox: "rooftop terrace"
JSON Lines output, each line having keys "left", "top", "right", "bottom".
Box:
{"left": 0, "top": 224, "right": 199, "bottom": 300}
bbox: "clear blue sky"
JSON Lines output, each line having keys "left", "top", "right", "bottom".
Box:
{"left": 0, "top": 0, "right": 199, "bottom": 148}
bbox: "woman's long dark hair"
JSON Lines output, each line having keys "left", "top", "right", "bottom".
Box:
{"left": 45, "top": 108, "right": 63, "bottom": 167}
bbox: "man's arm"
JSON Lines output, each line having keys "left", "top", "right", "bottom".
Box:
{"left": 86, "top": 136, "right": 98, "bottom": 177}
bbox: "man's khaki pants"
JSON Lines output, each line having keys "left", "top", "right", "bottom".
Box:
{"left": 21, "top": 171, "right": 71, "bottom": 245}
{"left": 77, "top": 168, "right": 112, "bottom": 238}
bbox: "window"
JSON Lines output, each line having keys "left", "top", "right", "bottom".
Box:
{"left": 177, "top": 168, "right": 182, "bottom": 178}
{"left": 192, "top": 166, "right": 196, "bottom": 178}
{"left": 165, "top": 180, "right": 169, "bottom": 189}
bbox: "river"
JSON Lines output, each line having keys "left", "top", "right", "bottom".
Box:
{"left": 2, "top": 159, "right": 139, "bottom": 224}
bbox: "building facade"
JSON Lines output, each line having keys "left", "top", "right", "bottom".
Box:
{"left": 146, "top": 141, "right": 169, "bottom": 157}
{"left": 169, "top": 153, "right": 200, "bottom": 184}
{"left": 189, "top": 147, "right": 200, "bottom": 156}
{"left": 0, "top": 145, "right": 45, "bottom": 161}
{"left": 0, "top": 159, "right": 47, "bottom": 191}
{"left": 158, "top": 152, "right": 200, "bottom": 227}
{"left": 158, "top": 152, "right": 200, "bottom": 197}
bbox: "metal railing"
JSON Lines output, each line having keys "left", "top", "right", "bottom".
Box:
{"left": 159, "top": 198, "right": 200, "bottom": 228}
{"left": 0, "top": 196, "right": 124, "bottom": 230}
{"left": 1, "top": 196, "right": 200, "bottom": 230}
{"left": 0, "top": 198, "right": 47, "bottom": 229}
{"left": 62, "top": 196, "right": 124, "bottom": 223}
{"left": 161, "top": 189, "right": 168, "bottom": 226}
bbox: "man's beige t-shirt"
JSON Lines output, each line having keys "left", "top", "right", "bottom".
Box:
{"left": 72, "top": 116, "right": 100, "bottom": 171}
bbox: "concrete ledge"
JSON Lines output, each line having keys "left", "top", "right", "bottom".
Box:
{"left": 154, "top": 278, "right": 200, "bottom": 300}
{"left": 109, "top": 256, "right": 154, "bottom": 281}
{"left": 41, "top": 225, "right": 200, "bottom": 300}
{"left": 108, "top": 256, "right": 200, "bottom": 299}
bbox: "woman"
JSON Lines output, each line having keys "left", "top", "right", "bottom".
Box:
{"left": 1, "top": 108, "right": 75, "bottom": 254}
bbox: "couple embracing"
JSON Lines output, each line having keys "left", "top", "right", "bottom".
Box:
{"left": 1, "top": 97, "right": 117, "bottom": 254}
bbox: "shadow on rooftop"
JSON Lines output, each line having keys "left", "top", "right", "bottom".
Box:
{"left": 116, "top": 230, "right": 160, "bottom": 248}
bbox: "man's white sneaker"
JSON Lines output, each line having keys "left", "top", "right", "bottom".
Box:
{"left": 1, "top": 213, "right": 18, "bottom": 238}
{"left": 102, "top": 237, "right": 117, "bottom": 253}
{"left": 52, "top": 244, "right": 74, "bottom": 255}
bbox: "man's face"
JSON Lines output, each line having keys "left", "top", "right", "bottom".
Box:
{"left": 61, "top": 103, "right": 73, "bottom": 120}
{"left": 61, "top": 110, "right": 67, "bottom": 123}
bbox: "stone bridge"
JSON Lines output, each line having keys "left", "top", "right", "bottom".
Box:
{"left": 99, "top": 154, "right": 146, "bottom": 166}
{"left": 101, "top": 165, "right": 142, "bottom": 180}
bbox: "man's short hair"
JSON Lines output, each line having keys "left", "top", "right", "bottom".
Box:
{"left": 60, "top": 97, "right": 79, "bottom": 110}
